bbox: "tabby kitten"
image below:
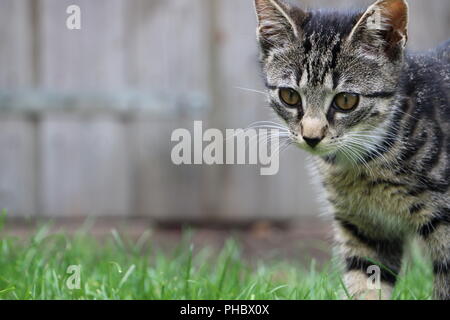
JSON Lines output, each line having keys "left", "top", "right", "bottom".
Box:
{"left": 254, "top": 0, "right": 450, "bottom": 299}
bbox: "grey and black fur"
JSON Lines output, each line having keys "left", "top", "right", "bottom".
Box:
{"left": 254, "top": 0, "right": 450, "bottom": 299}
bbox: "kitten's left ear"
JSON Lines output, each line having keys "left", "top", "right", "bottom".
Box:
{"left": 348, "top": 0, "right": 408, "bottom": 59}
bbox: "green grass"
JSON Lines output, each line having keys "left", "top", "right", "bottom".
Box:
{"left": 0, "top": 221, "right": 433, "bottom": 300}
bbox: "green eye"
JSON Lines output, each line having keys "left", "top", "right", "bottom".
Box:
{"left": 279, "top": 88, "right": 301, "bottom": 107}
{"left": 333, "top": 93, "right": 360, "bottom": 111}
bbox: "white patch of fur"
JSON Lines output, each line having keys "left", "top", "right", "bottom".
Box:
{"left": 344, "top": 271, "right": 393, "bottom": 300}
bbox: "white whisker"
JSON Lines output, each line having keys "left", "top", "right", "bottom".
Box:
{"left": 234, "top": 86, "right": 267, "bottom": 96}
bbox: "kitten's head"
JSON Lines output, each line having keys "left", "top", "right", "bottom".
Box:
{"left": 254, "top": 0, "right": 408, "bottom": 161}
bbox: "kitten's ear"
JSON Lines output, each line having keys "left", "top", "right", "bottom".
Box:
{"left": 254, "top": 0, "right": 306, "bottom": 54}
{"left": 348, "top": 0, "right": 408, "bottom": 59}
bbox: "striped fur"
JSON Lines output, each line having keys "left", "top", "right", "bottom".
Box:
{"left": 254, "top": 0, "right": 450, "bottom": 299}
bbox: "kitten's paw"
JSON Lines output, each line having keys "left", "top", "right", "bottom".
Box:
{"left": 344, "top": 271, "right": 393, "bottom": 300}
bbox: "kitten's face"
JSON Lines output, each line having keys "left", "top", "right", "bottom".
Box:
{"left": 255, "top": 0, "right": 408, "bottom": 160}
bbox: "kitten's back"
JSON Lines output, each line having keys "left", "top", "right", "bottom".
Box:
{"left": 435, "top": 39, "right": 450, "bottom": 66}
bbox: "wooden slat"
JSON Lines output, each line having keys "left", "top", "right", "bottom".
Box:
{"left": 123, "top": 0, "right": 212, "bottom": 220}
{"left": 0, "top": 114, "right": 36, "bottom": 217}
{"left": 123, "top": 0, "right": 211, "bottom": 93}
{"left": 39, "top": 0, "right": 127, "bottom": 90}
{"left": 407, "top": 0, "right": 450, "bottom": 51}
{"left": 130, "top": 116, "right": 204, "bottom": 220}
{"left": 0, "top": 0, "right": 34, "bottom": 88}
{"left": 39, "top": 112, "right": 131, "bottom": 217}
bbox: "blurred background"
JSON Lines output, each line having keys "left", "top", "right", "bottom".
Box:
{"left": 0, "top": 0, "right": 448, "bottom": 238}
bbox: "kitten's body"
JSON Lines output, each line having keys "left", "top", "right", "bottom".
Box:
{"left": 325, "top": 47, "right": 450, "bottom": 299}
{"left": 254, "top": 0, "right": 450, "bottom": 299}
{"left": 323, "top": 44, "right": 450, "bottom": 235}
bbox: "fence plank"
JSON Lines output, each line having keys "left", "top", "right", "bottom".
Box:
{"left": 0, "top": 114, "right": 36, "bottom": 217}
{"left": 0, "top": 0, "right": 34, "bottom": 88}
{"left": 130, "top": 116, "right": 204, "bottom": 220}
{"left": 124, "top": 0, "right": 211, "bottom": 94}
{"left": 39, "top": 0, "right": 128, "bottom": 90}
{"left": 40, "top": 112, "right": 131, "bottom": 217}
{"left": 124, "top": 0, "right": 213, "bottom": 221}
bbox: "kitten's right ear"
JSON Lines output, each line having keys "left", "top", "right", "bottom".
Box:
{"left": 254, "top": 0, "right": 305, "bottom": 54}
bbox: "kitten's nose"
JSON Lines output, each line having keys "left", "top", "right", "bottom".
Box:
{"left": 303, "top": 136, "right": 323, "bottom": 148}
{"left": 300, "top": 117, "right": 328, "bottom": 148}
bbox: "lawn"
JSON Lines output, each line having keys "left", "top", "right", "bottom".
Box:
{"left": 0, "top": 218, "right": 433, "bottom": 300}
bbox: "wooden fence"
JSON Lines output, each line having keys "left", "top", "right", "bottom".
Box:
{"left": 0, "top": 0, "right": 448, "bottom": 221}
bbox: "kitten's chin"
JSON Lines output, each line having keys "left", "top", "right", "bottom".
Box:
{"left": 293, "top": 142, "right": 336, "bottom": 157}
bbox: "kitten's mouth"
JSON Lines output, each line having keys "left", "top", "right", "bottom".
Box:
{"left": 289, "top": 132, "right": 339, "bottom": 157}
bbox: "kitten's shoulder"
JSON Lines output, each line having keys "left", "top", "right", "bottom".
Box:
{"left": 405, "top": 40, "right": 450, "bottom": 72}
{"left": 430, "top": 40, "right": 450, "bottom": 84}
{"left": 435, "top": 39, "right": 450, "bottom": 65}
{"left": 399, "top": 41, "right": 449, "bottom": 129}
{"left": 403, "top": 42, "right": 450, "bottom": 94}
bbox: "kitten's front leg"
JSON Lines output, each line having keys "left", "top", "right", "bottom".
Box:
{"left": 420, "top": 219, "right": 450, "bottom": 300}
{"left": 334, "top": 217, "right": 404, "bottom": 300}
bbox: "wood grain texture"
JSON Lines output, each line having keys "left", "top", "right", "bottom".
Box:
{"left": 39, "top": 112, "right": 131, "bottom": 217}
{"left": 0, "top": 0, "right": 34, "bottom": 88}
{"left": 130, "top": 116, "right": 204, "bottom": 220}
{"left": 39, "top": 0, "right": 127, "bottom": 90}
{"left": 0, "top": 114, "right": 36, "bottom": 217}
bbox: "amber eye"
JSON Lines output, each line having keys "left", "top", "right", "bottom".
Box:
{"left": 279, "top": 88, "right": 301, "bottom": 107}
{"left": 333, "top": 93, "right": 360, "bottom": 111}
